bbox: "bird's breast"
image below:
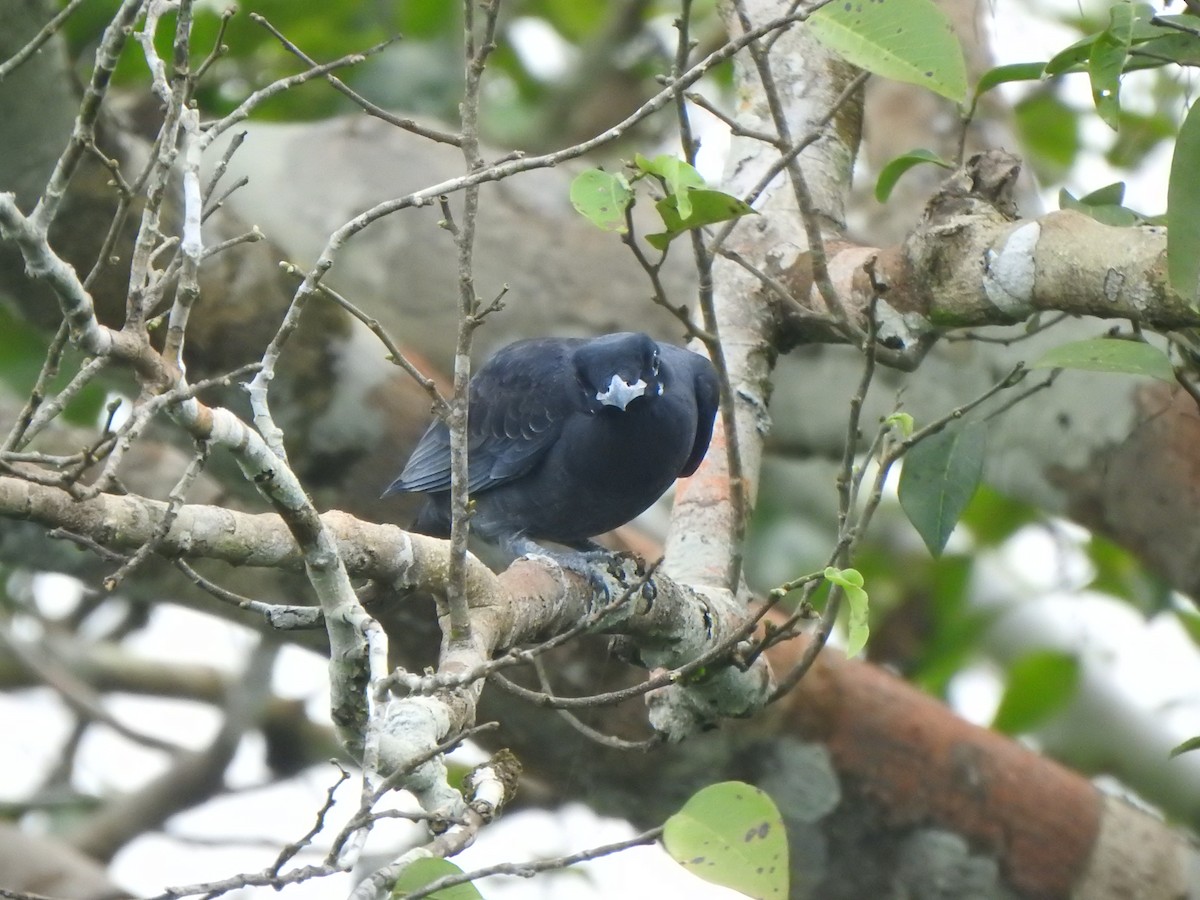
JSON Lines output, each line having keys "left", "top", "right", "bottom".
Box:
{"left": 562, "top": 398, "right": 693, "bottom": 489}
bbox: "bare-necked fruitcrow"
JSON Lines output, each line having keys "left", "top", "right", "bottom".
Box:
{"left": 383, "top": 332, "right": 719, "bottom": 559}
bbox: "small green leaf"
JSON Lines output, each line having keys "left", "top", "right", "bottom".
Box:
{"left": 1014, "top": 90, "right": 1080, "bottom": 179}
{"left": 1169, "top": 735, "right": 1200, "bottom": 759}
{"left": 1169, "top": 98, "right": 1200, "bottom": 299}
{"left": 1031, "top": 338, "right": 1174, "bottom": 381}
{"left": 1088, "top": 2, "right": 1136, "bottom": 130}
{"left": 1044, "top": 3, "right": 1161, "bottom": 75}
{"left": 898, "top": 419, "right": 988, "bottom": 557}
{"left": 959, "top": 485, "right": 1038, "bottom": 546}
{"left": 60, "top": 382, "right": 109, "bottom": 427}
{"left": 1106, "top": 108, "right": 1175, "bottom": 169}
{"left": 647, "top": 190, "right": 755, "bottom": 250}
{"left": 634, "top": 153, "right": 706, "bottom": 219}
{"left": 0, "top": 307, "right": 109, "bottom": 427}
{"left": 1175, "top": 607, "right": 1200, "bottom": 649}
{"left": 992, "top": 651, "right": 1080, "bottom": 735}
{"left": 1088, "top": 534, "right": 1171, "bottom": 616}
{"left": 1078, "top": 181, "right": 1126, "bottom": 206}
{"left": 885, "top": 412, "right": 915, "bottom": 438}
{"left": 824, "top": 567, "right": 870, "bottom": 657}
{"left": 1059, "top": 186, "right": 1142, "bottom": 226}
{"left": 391, "top": 857, "right": 482, "bottom": 899}
{"left": 663, "top": 782, "right": 788, "bottom": 900}
{"left": 973, "top": 62, "right": 1048, "bottom": 99}
{"left": 0, "top": 305, "right": 49, "bottom": 393}
{"left": 809, "top": 0, "right": 968, "bottom": 103}
{"left": 569, "top": 168, "right": 633, "bottom": 233}
{"left": 874, "top": 149, "right": 953, "bottom": 202}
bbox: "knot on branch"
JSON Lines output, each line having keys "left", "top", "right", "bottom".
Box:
{"left": 926, "top": 150, "right": 1022, "bottom": 222}
{"left": 463, "top": 748, "right": 522, "bottom": 822}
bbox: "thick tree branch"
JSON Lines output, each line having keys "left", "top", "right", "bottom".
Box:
{"left": 0, "top": 474, "right": 771, "bottom": 740}
{"left": 772, "top": 152, "right": 1194, "bottom": 351}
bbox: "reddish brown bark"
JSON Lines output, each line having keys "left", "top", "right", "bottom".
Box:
{"left": 776, "top": 639, "right": 1100, "bottom": 896}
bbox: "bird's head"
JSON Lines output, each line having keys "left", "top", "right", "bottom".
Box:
{"left": 576, "top": 332, "right": 664, "bottom": 412}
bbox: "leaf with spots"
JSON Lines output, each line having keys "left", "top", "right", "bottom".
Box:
{"left": 570, "top": 168, "right": 634, "bottom": 233}
{"left": 646, "top": 189, "right": 755, "bottom": 250}
{"left": 634, "top": 153, "right": 706, "bottom": 219}
{"left": 663, "top": 781, "right": 788, "bottom": 899}
{"left": 809, "top": 0, "right": 968, "bottom": 104}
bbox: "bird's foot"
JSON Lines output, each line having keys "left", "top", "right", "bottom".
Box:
{"left": 506, "top": 537, "right": 651, "bottom": 605}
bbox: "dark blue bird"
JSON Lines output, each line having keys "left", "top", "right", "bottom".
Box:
{"left": 383, "top": 332, "right": 719, "bottom": 560}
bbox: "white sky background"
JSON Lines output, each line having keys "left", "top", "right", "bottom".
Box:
{"left": 6, "top": 1, "right": 1200, "bottom": 898}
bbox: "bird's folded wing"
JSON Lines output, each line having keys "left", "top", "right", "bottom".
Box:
{"left": 389, "top": 359, "right": 575, "bottom": 494}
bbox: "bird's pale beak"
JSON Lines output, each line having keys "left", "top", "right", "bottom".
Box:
{"left": 596, "top": 374, "right": 648, "bottom": 410}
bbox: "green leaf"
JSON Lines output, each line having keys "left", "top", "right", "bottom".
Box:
{"left": 647, "top": 190, "right": 755, "bottom": 250}
{"left": 885, "top": 411, "right": 915, "bottom": 438}
{"left": 959, "top": 485, "right": 1038, "bottom": 546}
{"left": 634, "top": 154, "right": 706, "bottom": 220}
{"left": 899, "top": 419, "right": 987, "bottom": 557}
{"left": 1031, "top": 338, "right": 1174, "bottom": 381}
{"left": 991, "top": 651, "right": 1080, "bottom": 735}
{"left": 1043, "top": 3, "right": 1161, "bottom": 75}
{"left": 809, "top": 0, "right": 967, "bottom": 103}
{"left": 1169, "top": 97, "right": 1200, "bottom": 300}
{"left": 973, "top": 62, "right": 1048, "bottom": 99}
{"left": 569, "top": 169, "right": 634, "bottom": 233}
{"left": 0, "top": 305, "right": 50, "bottom": 394}
{"left": 1175, "top": 607, "right": 1200, "bottom": 649}
{"left": 394, "top": 1, "right": 460, "bottom": 39}
{"left": 1129, "top": 32, "right": 1200, "bottom": 69}
{"left": 908, "top": 555, "right": 996, "bottom": 698}
{"left": 1088, "top": 2, "right": 1136, "bottom": 130}
{"left": 1078, "top": 181, "right": 1126, "bottom": 206}
{"left": 633, "top": 154, "right": 706, "bottom": 190}
{"left": 0, "top": 307, "right": 108, "bottom": 427}
{"left": 1087, "top": 533, "right": 1172, "bottom": 616}
{"left": 1058, "top": 186, "right": 1142, "bottom": 227}
{"left": 1014, "top": 90, "right": 1080, "bottom": 179}
{"left": 1106, "top": 108, "right": 1176, "bottom": 169}
{"left": 874, "top": 149, "right": 953, "bottom": 202}
{"left": 391, "top": 857, "right": 482, "bottom": 899}
{"left": 663, "top": 782, "right": 788, "bottom": 900}
{"left": 1169, "top": 735, "right": 1200, "bottom": 760}
{"left": 824, "top": 567, "right": 870, "bottom": 657}
{"left": 539, "top": 0, "right": 610, "bottom": 42}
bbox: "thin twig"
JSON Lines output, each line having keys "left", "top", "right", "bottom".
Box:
{"left": 104, "top": 444, "right": 209, "bottom": 591}
{"left": 532, "top": 657, "right": 661, "bottom": 752}
{"left": 298, "top": 271, "right": 448, "bottom": 417}
{"left": 250, "top": 13, "right": 462, "bottom": 147}
{"left": 0, "top": 0, "right": 91, "bottom": 81}
{"left": 401, "top": 827, "right": 666, "bottom": 900}
{"left": 444, "top": 0, "right": 505, "bottom": 643}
